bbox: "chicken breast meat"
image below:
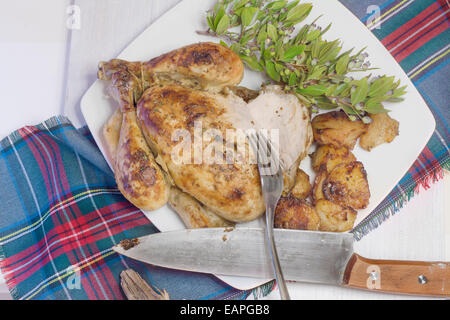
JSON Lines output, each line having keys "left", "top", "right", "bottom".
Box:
{"left": 98, "top": 42, "right": 313, "bottom": 224}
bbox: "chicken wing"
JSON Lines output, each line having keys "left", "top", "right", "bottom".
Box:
{"left": 98, "top": 42, "right": 244, "bottom": 111}
{"left": 143, "top": 42, "right": 244, "bottom": 90}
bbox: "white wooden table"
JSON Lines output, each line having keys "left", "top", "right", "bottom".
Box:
{"left": 0, "top": 0, "right": 448, "bottom": 300}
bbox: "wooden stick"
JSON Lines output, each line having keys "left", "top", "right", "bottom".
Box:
{"left": 120, "top": 269, "right": 170, "bottom": 300}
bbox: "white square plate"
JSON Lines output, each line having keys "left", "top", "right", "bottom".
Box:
{"left": 81, "top": 0, "right": 435, "bottom": 290}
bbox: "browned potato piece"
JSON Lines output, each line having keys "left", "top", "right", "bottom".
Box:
{"left": 282, "top": 156, "right": 303, "bottom": 196}
{"left": 290, "top": 169, "right": 312, "bottom": 199}
{"left": 311, "top": 144, "right": 356, "bottom": 173}
{"left": 312, "top": 111, "right": 368, "bottom": 149}
{"left": 312, "top": 165, "right": 328, "bottom": 204}
{"left": 315, "top": 199, "right": 357, "bottom": 232}
{"left": 274, "top": 197, "right": 320, "bottom": 230}
{"left": 323, "top": 161, "right": 370, "bottom": 210}
{"left": 359, "top": 113, "right": 399, "bottom": 151}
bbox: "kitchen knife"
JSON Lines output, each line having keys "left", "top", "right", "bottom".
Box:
{"left": 113, "top": 228, "right": 449, "bottom": 297}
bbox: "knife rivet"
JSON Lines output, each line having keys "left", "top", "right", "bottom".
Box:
{"left": 418, "top": 275, "right": 428, "bottom": 285}
{"left": 369, "top": 271, "right": 378, "bottom": 281}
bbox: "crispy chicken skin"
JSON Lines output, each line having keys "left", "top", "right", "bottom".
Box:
{"left": 137, "top": 84, "right": 265, "bottom": 222}
{"left": 98, "top": 42, "right": 244, "bottom": 111}
{"left": 98, "top": 60, "right": 147, "bottom": 113}
{"left": 144, "top": 42, "right": 244, "bottom": 90}
{"left": 168, "top": 187, "right": 234, "bottom": 228}
{"left": 103, "top": 108, "right": 123, "bottom": 165}
{"left": 115, "top": 111, "right": 170, "bottom": 211}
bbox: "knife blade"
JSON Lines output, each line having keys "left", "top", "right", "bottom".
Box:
{"left": 113, "top": 227, "right": 450, "bottom": 297}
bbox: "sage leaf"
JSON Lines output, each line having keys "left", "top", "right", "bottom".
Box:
{"left": 265, "top": 60, "right": 280, "bottom": 81}
{"left": 241, "top": 7, "right": 258, "bottom": 27}
{"left": 282, "top": 45, "right": 305, "bottom": 61}
{"left": 297, "top": 85, "right": 327, "bottom": 96}
{"left": 364, "top": 101, "right": 389, "bottom": 114}
{"left": 368, "top": 76, "right": 395, "bottom": 97}
{"left": 316, "top": 97, "right": 338, "bottom": 110}
{"left": 233, "top": 0, "right": 249, "bottom": 10}
{"left": 336, "top": 54, "right": 350, "bottom": 75}
{"left": 288, "top": 72, "right": 298, "bottom": 86}
{"left": 207, "top": 14, "right": 215, "bottom": 31}
{"left": 286, "top": 0, "right": 300, "bottom": 11}
{"left": 267, "top": 23, "right": 278, "bottom": 41}
{"left": 240, "top": 55, "right": 264, "bottom": 72}
{"left": 351, "top": 78, "right": 369, "bottom": 105}
{"left": 267, "top": 1, "right": 288, "bottom": 11}
{"left": 306, "top": 29, "right": 321, "bottom": 42}
{"left": 257, "top": 28, "right": 267, "bottom": 44}
{"left": 286, "top": 3, "right": 312, "bottom": 23}
{"left": 214, "top": 6, "right": 225, "bottom": 29}
{"left": 341, "top": 105, "right": 359, "bottom": 115}
{"left": 216, "top": 15, "right": 230, "bottom": 34}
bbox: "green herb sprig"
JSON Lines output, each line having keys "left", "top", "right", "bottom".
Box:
{"left": 198, "top": 0, "right": 407, "bottom": 121}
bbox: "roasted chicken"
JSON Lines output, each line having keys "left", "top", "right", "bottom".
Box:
{"left": 98, "top": 42, "right": 313, "bottom": 225}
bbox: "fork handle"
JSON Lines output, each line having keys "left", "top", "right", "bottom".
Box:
{"left": 266, "top": 205, "right": 291, "bottom": 300}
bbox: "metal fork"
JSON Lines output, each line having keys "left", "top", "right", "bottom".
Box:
{"left": 248, "top": 131, "right": 290, "bottom": 300}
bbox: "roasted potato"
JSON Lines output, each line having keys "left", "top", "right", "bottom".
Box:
{"left": 359, "top": 113, "right": 399, "bottom": 151}
{"left": 274, "top": 197, "right": 320, "bottom": 230}
{"left": 315, "top": 199, "right": 357, "bottom": 232}
{"left": 282, "top": 157, "right": 302, "bottom": 196}
{"left": 312, "top": 165, "right": 328, "bottom": 204}
{"left": 311, "top": 144, "right": 356, "bottom": 173}
{"left": 168, "top": 187, "right": 234, "bottom": 229}
{"left": 312, "top": 111, "right": 368, "bottom": 149}
{"left": 323, "top": 161, "right": 370, "bottom": 210}
{"left": 290, "top": 169, "right": 312, "bottom": 199}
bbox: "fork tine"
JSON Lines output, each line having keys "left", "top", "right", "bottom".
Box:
{"left": 255, "top": 132, "right": 271, "bottom": 175}
{"left": 247, "top": 132, "right": 259, "bottom": 165}
{"left": 247, "top": 130, "right": 284, "bottom": 176}
{"left": 261, "top": 131, "right": 285, "bottom": 173}
{"left": 256, "top": 131, "right": 282, "bottom": 176}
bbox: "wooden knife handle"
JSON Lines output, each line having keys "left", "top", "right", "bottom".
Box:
{"left": 343, "top": 254, "right": 450, "bottom": 297}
